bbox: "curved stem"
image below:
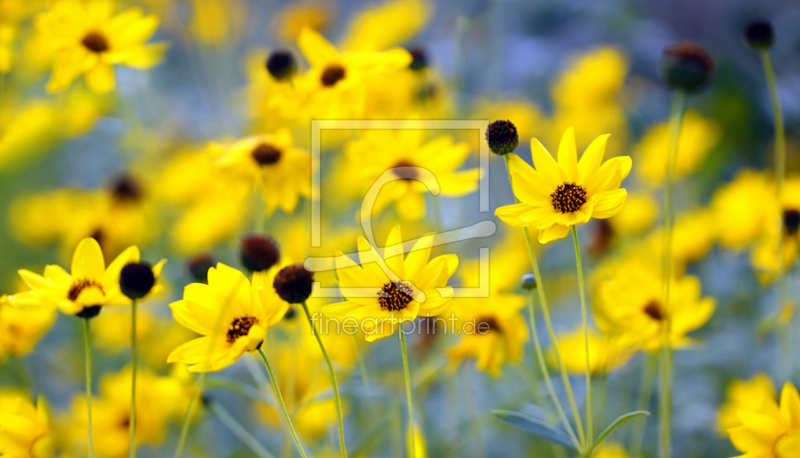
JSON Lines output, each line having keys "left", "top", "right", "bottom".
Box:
{"left": 83, "top": 317, "right": 94, "bottom": 458}
{"left": 571, "top": 227, "right": 593, "bottom": 449}
{"left": 352, "top": 334, "right": 370, "bottom": 389}
{"left": 399, "top": 328, "right": 416, "bottom": 458}
{"left": 257, "top": 348, "right": 308, "bottom": 458}
{"left": 129, "top": 300, "right": 138, "bottom": 458}
{"left": 659, "top": 91, "right": 686, "bottom": 458}
{"left": 209, "top": 399, "right": 275, "bottom": 458}
{"left": 503, "top": 154, "right": 586, "bottom": 448}
{"left": 300, "top": 301, "right": 348, "bottom": 457}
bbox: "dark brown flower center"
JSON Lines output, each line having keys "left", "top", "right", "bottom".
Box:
{"left": 643, "top": 301, "right": 664, "bottom": 321}
{"left": 82, "top": 32, "right": 109, "bottom": 53}
{"left": 67, "top": 278, "right": 105, "bottom": 301}
{"left": 226, "top": 316, "right": 258, "bottom": 343}
{"left": 477, "top": 316, "right": 502, "bottom": 333}
{"left": 392, "top": 160, "right": 418, "bottom": 181}
{"left": 321, "top": 64, "right": 346, "bottom": 87}
{"left": 251, "top": 143, "right": 282, "bottom": 166}
{"left": 784, "top": 209, "right": 800, "bottom": 236}
{"left": 378, "top": 281, "right": 414, "bottom": 311}
{"left": 551, "top": 182, "right": 587, "bottom": 213}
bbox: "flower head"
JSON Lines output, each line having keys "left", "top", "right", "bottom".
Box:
{"left": 495, "top": 127, "right": 631, "bottom": 243}
{"left": 728, "top": 382, "right": 800, "bottom": 457}
{"left": 0, "top": 392, "right": 54, "bottom": 458}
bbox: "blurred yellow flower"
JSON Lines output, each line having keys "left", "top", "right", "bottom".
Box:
{"left": 323, "top": 226, "right": 458, "bottom": 341}
{"left": 272, "top": 0, "right": 334, "bottom": 43}
{"left": 406, "top": 423, "right": 428, "bottom": 458}
{"left": 341, "top": 130, "right": 480, "bottom": 221}
{"left": 638, "top": 209, "right": 719, "bottom": 273}
{"left": 495, "top": 128, "right": 631, "bottom": 243}
{"left": 718, "top": 373, "right": 776, "bottom": 434}
{"left": 608, "top": 191, "right": 658, "bottom": 235}
{"left": 547, "top": 327, "right": 632, "bottom": 375}
{"left": 473, "top": 99, "right": 544, "bottom": 146}
{"left": 728, "top": 382, "right": 800, "bottom": 458}
{"left": 635, "top": 110, "right": 721, "bottom": 187}
{"left": 593, "top": 442, "right": 629, "bottom": 458}
{"left": 751, "top": 177, "right": 800, "bottom": 283}
{"left": 340, "top": 0, "right": 431, "bottom": 52}
{"left": 0, "top": 391, "right": 54, "bottom": 458}
{"left": 0, "top": 298, "right": 56, "bottom": 361}
{"left": 36, "top": 0, "right": 167, "bottom": 93}
{"left": 168, "top": 263, "right": 289, "bottom": 372}
{"left": 188, "top": 0, "right": 246, "bottom": 46}
{"left": 711, "top": 170, "right": 775, "bottom": 251}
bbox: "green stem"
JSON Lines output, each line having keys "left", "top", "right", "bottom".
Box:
{"left": 175, "top": 373, "right": 205, "bottom": 458}
{"left": 352, "top": 334, "right": 371, "bottom": 389}
{"left": 129, "top": 301, "right": 138, "bottom": 458}
{"left": 659, "top": 91, "right": 686, "bottom": 458}
{"left": 630, "top": 354, "right": 658, "bottom": 458}
{"left": 83, "top": 317, "right": 94, "bottom": 458}
{"left": 300, "top": 301, "right": 348, "bottom": 457}
{"left": 257, "top": 348, "right": 308, "bottom": 458}
{"left": 399, "top": 327, "right": 416, "bottom": 458}
{"left": 503, "top": 154, "right": 586, "bottom": 449}
{"left": 525, "top": 291, "right": 582, "bottom": 449}
{"left": 571, "top": 227, "right": 593, "bottom": 450}
{"left": 209, "top": 400, "right": 275, "bottom": 458}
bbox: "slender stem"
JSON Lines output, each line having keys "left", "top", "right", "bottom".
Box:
{"left": 129, "top": 301, "right": 138, "bottom": 458}
{"left": 630, "top": 354, "right": 658, "bottom": 457}
{"left": 257, "top": 348, "right": 308, "bottom": 458}
{"left": 503, "top": 154, "right": 586, "bottom": 448}
{"left": 299, "top": 301, "right": 348, "bottom": 457}
{"left": 83, "top": 317, "right": 95, "bottom": 458}
{"left": 571, "top": 227, "right": 593, "bottom": 449}
{"left": 352, "top": 334, "right": 371, "bottom": 389}
{"left": 209, "top": 400, "right": 275, "bottom": 458}
{"left": 399, "top": 327, "right": 416, "bottom": 458}
{"left": 175, "top": 373, "right": 205, "bottom": 458}
{"left": 525, "top": 291, "right": 582, "bottom": 449}
{"left": 659, "top": 91, "right": 686, "bottom": 458}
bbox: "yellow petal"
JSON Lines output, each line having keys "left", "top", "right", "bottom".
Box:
{"left": 495, "top": 203, "right": 534, "bottom": 227}
{"left": 537, "top": 224, "right": 570, "bottom": 244}
{"left": 71, "top": 237, "right": 106, "bottom": 279}
{"left": 508, "top": 154, "right": 553, "bottom": 206}
{"left": 298, "top": 27, "right": 339, "bottom": 67}
{"left": 781, "top": 383, "right": 800, "bottom": 430}
{"left": 405, "top": 234, "right": 434, "bottom": 280}
{"left": 557, "top": 127, "right": 579, "bottom": 182}
{"left": 530, "top": 138, "right": 561, "bottom": 188}
{"left": 578, "top": 134, "right": 610, "bottom": 184}
{"left": 592, "top": 189, "right": 628, "bottom": 219}
{"left": 85, "top": 64, "right": 116, "bottom": 93}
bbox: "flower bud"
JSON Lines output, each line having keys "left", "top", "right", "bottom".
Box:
{"left": 486, "top": 120, "right": 519, "bottom": 155}
{"left": 187, "top": 254, "right": 215, "bottom": 282}
{"left": 266, "top": 50, "right": 297, "bottom": 81}
{"left": 120, "top": 262, "right": 156, "bottom": 300}
{"left": 661, "top": 41, "right": 715, "bottom": 94}
{"left": 744, "top": 20, "right": 774, "bottom": 50}
{"left": 273, "top": 264, "right": 314, "bottom": 304}
{"left": 76, "top": 305, "right": 102, "bottom": 319}
{"left": 240, "top": 234, "right": 280, "bottom": 272}
{"left": 521, "top": 273, "right": 537, "bottom": 291}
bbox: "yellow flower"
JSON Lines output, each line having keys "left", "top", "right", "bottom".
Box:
{"left": 718, "top": 373, "right": 776, "bottom": 434}
{"left": 592, "top": 256, "right": 715, "bottom": 352}
{"left": 635, "top": 110, "right": 721, "bottom": 187}
{"left": 593, "top": 442, "right": 629, "bottom": 458}
{"left": 340, "top": 0, "right": 432, "bottom": 52}
{"left": 406, "top": 423, "right": 428, "bottom": 458}
{"left": 36, "top": 0, "right": 167, "bottom": 93}
{"left": 272, "top": 0, "right": 334, "bottom": 43}
{"left": 341, "top": 130, "right": 480, "bottom": 221}
{"left": 188, "top": 0, "right": 246, "bottom": 46}
{"left": 457, "top": 228, "right": 536, "bottom": 294}
{"left": 495, "top": 127, "right": 631, "bottom": 243}
{"left": 711, "top": 170, "right": 775, "bottom": 251}
{"left": 446, "top": 294, "right": 529, "bottom": 377}
{"left": 0, "top": 299, "right": 56, "bottom": 361}
{"left": 0, "top": 391, "right": 54, "bottom": 458}
{"left": 547, "top": 327, "right": 632, "bottom": 375}
{"left": 751, "top": 177, "right": 800, "bottom": 283}
{"left": 728, "top": 382, "right": 800, "bottom": 458}
{"left": 0, "top": 101, "right": 61, "bottom": 173}
{"left": 323, "top": 226, "right": 458, "bottom": 341}
{"left": 212, "top": 129, "right": 313, "bottom": 216}
{"left": 168, "top": 263, "right": 289, "bottom": 372}
{"left": 638, "top": 209, "right": 719, "bottom": 273}
{"left": 6, "top": 237, "right": 158, "bottom": 315}
{"left": 608, "top": 191, "right": 658, "bottom": 235}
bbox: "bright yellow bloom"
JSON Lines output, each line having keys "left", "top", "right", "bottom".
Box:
{"left": 593, "top": 442, "right": 629, "bottom": 458}
{"left": 341, "top": 130, "right": 480, "bottom": 221}
{"left": 751, "top": 177, "right": 800, "bottom": 283}
{"left": 712, "top": 170, "right": 776, "bottom": 251}
{"left": 340, "top": 0, "right": 431, "bottom": 52}
{"left": 446, "top": 294, "right": 529, "bottom": 377}
{"left": 323, "top": 226, "right": 458, "bottom": 341}
{"left": 6, "top": 237, "right": 162, "bottom": 315}
{"left": 718, "top": 373, "right": 776, "bottom": 434}
{"left": 609, "top": 191, "right": 658, "bottom": 235}
{"left": 495, "top": 128, "right": 631, "bottom": 243}
{"left": 0, "top": 391, "right": 53, "bottom": 458}
{"left": 728, "top": 382, "right": 800, "bottom": 458}
{"left": 0, "top": 299, "right": 56, "bottom": 361}
{"left": 547, "top": 327, "right": 632, "bottom": 375}
{"left": 635, "top": 110, "right": 721, "bottom": 187}
{"left": 36, "top": 0, "right": 167, "bottom": 93}
{"left": 592, "top": 256, "right": 715, "bottom": 352}
{"left": 168, "top": 263, "right": 289, "bottom": 372}
{"left": 212, "top": 129, "right": 313, "bottom": 216}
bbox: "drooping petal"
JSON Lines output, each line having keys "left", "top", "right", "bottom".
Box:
{"left": 591, "top": 189, "right": 628, "bottom": 219}
{"left": 495, "top": 203, "right": 535, "bottom": 227}
{"left": 85, "top": 63, "right": 116, "bottom": 93}
{"left": 537, "top": 224, "right": 570, "bottom": 244}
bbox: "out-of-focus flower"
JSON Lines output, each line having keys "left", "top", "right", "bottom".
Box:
{"left": 406, "top": 424, "right": 428, "bottom": 458}
{"left": 0, "top": 101, "right": 61, "bottom": 172}
{"left": 272, "top": 0, "right": 334, "bottom": 43}
{"left": 639, "top": 209, "right": 719, "bottom": 273}
{"left": 593, "top": 442, "right": 629, "bottom": 458}
{"left": 495, "top": 128, "right": 631, "bottom": 243}
{"left": 188, "top": 0, "right": 246, "bottom": 46}
{"left": 457, "top": 230, "right": 535, "bottom": 294}
{"left": 547, "top": 327, "right": 632, "bottom": 375}
{"left": 5, "top": 237, "right": 150, "bottom": 316}
{"left": 592, "top": 256, "right": 715, "bottom": 352}
{"left": 168, "top": 263, "right": 288, "bottom": 372}
{"left": 212, "top": 129, "right": 313, "bottom": 217}
{"left": 727, "top": 382, "right": 800, "bottom": 457}
{"left": 609, "top": 191, "right": 659, "bottom": 235}
{"left": 718, "top": 373, "right": 776, "bottom": 435}
{"left": 340, "top": 130, "right": 480, "bottom": 221}
{"left": 323, "top": 226, "right": 458, "bottom": 341}
{"left": 635, "top": 110, "right": 721, "bottom": 187}
{"left": 446, "top": 293, "right": 529, "bottom": 377}
{"left": 0, "top": 0, "right": 39, "bottom": 73}
{"left": 473, "top": 99, "right": 544, "bottom": 145}
{"left": 0, "top": 297, "right": 56, "bottom": 361}
{"left": 35, "top": 0, "right": 167, "bottom": 93}
{"left": 711, "top": 170, "right": 775, "bottom": 251}
{"left": 751, "top": 177, "right": 800, "bottom": 283}
{"left": 340, "top": 0, "right": 431, "bottom": 52}
{"left": 0, "top": 391, "right": 54, "bottom": 458}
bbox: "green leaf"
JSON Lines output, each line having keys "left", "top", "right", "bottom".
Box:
{"left": 492, "top": 410, "right": 578, "bottom": 449}
{"left": 593, "top": 410, "right": 650, "bottom": 450}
